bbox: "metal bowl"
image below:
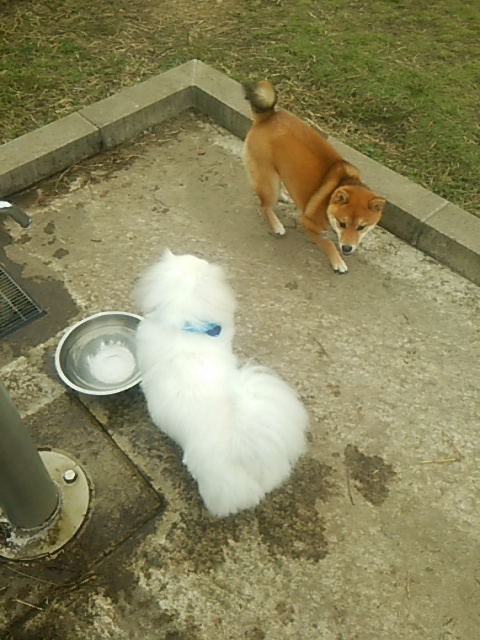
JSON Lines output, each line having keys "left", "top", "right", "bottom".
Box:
{"left": 55, "top": 311, "right": 142, "bottom": 395}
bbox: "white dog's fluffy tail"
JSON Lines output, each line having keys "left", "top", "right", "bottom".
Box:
{"left": 184, "top": 364, "right": 308, "bottom": 517}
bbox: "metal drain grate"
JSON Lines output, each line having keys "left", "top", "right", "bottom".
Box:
{"left": 0, "top": 267, "right": 45, "bottom": 339}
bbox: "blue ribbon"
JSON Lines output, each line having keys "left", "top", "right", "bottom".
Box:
{"left": 183, "top": 322, "right": 222, "bottom": 337}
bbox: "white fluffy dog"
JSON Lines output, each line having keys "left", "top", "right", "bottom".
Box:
{"left": 134, "top": 250, "right": 308, "bottom": 517}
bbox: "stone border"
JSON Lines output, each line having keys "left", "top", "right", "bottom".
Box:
{"left": 1, "top": 60, "right": 478, "bottom": 285}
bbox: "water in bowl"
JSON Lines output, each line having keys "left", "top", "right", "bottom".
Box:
{"left": 86, "top": 340, "right": 136, "bottom": 385}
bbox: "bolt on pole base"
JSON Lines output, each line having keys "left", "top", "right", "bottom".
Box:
{"left": 0, "top": 451, "right": 90, "bottom": 561}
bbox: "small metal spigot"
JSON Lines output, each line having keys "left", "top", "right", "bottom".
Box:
{"left": 0, "top": 201, "right": 32, "bottom": 229}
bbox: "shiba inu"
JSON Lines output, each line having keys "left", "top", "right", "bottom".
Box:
{"left": 243, "top": 81, "right": 386, "bottom": 273}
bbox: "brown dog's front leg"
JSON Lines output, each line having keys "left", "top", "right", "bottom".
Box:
{"left": 300, "top": 215, "right": 348, "bottom": 273}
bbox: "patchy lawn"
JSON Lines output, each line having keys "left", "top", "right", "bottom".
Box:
{"left": 1, "top": 0, "right": 479, "bottom": 214}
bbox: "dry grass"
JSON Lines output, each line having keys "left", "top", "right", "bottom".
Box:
{"left": 1, "top": 0, "right": 479, "bottom": 215}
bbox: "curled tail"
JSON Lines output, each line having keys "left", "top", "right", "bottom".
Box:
{"left": 244, "top": 80, "right": 277, "bottom": 124}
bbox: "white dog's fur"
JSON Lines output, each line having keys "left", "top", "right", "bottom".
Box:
{"left": 134, "top": 250, "right": 308, "bottom": 517}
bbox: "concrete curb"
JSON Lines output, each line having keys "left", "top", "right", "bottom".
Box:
{"left": 1, "top": 59, "right": 478, "bottom": 286}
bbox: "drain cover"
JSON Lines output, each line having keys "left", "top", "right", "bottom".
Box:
{"left": 0, "top": 267, "right": 44, "bottom": 339}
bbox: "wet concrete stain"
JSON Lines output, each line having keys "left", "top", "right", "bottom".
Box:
{"left": 327, "top": 382, "right": 341, "bottom": 397}
{"left": 0, "top": 231, "right": 78, "bottom": 360}
{"left": 275, "top": 601, "right": 296, "bottom": 625}
{"left": 256, "top": 458, "right": 333, "bottom": 562}
{"left": 110, "top": 453, "right": 331, "bottom": 584}
{"left": 162, "top": 505, "right": 246, "bottom": 574}
{"left": 344, "top": 444, "right": 396, "bottom": 506}
{"left": 13, "top": 567, "right": 203, "bottom": 640}
{"left": 53, "top": 247, "right": 69, "bottom": 259}
{"left": 44, "top": 221, "right": 55, "bottom": 235}
{"left": 14, "top": 517, "right": 203, "bottom": 640}
{"left": 11, "top": 619, "right": 67, "bottom": 640}
{"left": 244, "top": 628, "right": 266, "bottom": 640}
{"left": 106, "top": 565, "right": 203, "bottom": 640}
{"left": 151, "top": 457, "right": 334, "bottom": 573}
{"left": 86, "top": 519, "right": 204, "bottom": 640}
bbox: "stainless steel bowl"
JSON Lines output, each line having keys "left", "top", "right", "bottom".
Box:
{"left": 55, "top": 311, "right": 142, "bottom": 395}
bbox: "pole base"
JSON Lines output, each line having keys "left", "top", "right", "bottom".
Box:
{"left": 0, "top": 450, "right": 91, "bottom": 560}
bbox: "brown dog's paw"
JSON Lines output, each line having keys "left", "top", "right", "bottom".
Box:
{"left": 271, "top": 221, "right": 286, "bottom": 236}
{"left": 332, "top": 259, "right": 348, "bottom": 274}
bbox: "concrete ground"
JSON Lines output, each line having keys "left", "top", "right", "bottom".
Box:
{"left": 1, "top": 110, "right": 479, "bottom": 640}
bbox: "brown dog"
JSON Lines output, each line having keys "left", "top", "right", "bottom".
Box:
{"left": 243, "top": 81, "right": 386, "bottom": 273}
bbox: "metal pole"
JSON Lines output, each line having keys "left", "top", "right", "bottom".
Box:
{"left": 0, "top": 378, "right": 59, "bottom": 529}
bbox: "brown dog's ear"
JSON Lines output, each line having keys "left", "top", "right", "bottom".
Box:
{"left": 369, "top": 198, "right": 386, "bottom": 214}
{"left": 333, "top": 188, "right": 349, "bottom": 204}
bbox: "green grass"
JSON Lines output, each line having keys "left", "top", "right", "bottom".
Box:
{"left": 1, "top": 0, "right": 479, "bottom": 215}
